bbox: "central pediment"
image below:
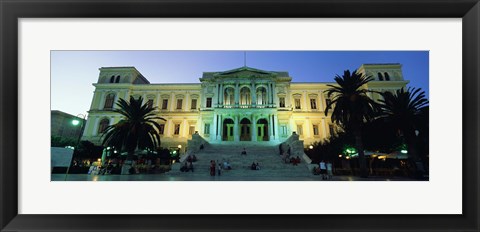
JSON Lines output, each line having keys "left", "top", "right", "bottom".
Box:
{"left": 215, "top": 66, "right": 274, "bottom": 78}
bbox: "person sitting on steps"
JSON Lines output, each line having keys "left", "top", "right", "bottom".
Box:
{"left": 241, "top": 148, "right": 247, "bottom": 156}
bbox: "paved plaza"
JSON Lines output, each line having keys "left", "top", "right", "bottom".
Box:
{"left": 52, "top": 173, "right": 416, "bottom": 181}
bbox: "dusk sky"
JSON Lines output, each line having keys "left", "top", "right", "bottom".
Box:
{"left": 51, "top": 51, "right": 429, "bottom": 116}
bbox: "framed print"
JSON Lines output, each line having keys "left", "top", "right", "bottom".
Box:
{"left": 1, "top": 0, "right": 479, "bottom": 231}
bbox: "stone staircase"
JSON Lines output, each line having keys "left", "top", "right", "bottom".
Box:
{"left": 167, "top": 142, "right": 312, "bottom": 179}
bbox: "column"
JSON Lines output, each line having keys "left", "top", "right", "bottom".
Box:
{"left": 216, "top": 84, "right": 220, "bottom": 105}
{"left": 251, "top": 83, "right": 256, "bottom": 106}
{"left": 213, "top": 112, "right": 218, "bottom": 140}
{"left": 234, "top": 115, "right": 240, "bottom": 141}
{"left": 218, "top": 115, "right": 223, "bottom": 141}
{"left": 92, "top": 117, "right": 100, "bottom": 136}
{"left": 272, "top": 82, "right": 277, "bottom": 106}
{"left": 318, "top": 93, "right": 324, "bottom": 111}
{"left": 268, "top": 114, "right": 272, "bottom": 139}
{"left": 219, "top": 83, "right": 224, "bottom": 106}
{"left": 185, "top": 92, "right": 189, "bottom": 112}
{"left": 303, "top": 91, "right": 308, "bottom": 111}
{"left": 321, "top": 118, "right": 327, "bottom": 140}
{"left": 252, "top": 116, "right": 257, "bottom": 141}
{"left": 170, "top": 93, "right": 175, "bottom": 111}
{"left": 235, "top": 82, "right": 239, "bottom": 107}
{"left": 82, "top": 116, "right": 92, "bottom": 137}
{"left": 98, "top": 91, "right": 105, "bottom": 109}
{"left": 182, "top": 119, "right": 188, "bottom": 138}
{"left": 274, "top": 114, "right": 279, "bottom": 141}
{"left": 157, "top": 93, "right": 161, "bottom": 109}
{"left": 305, "top": 117, "right": 311, "bottom": 139}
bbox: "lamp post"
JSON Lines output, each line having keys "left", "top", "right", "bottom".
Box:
{"left": 65, "top": 114, "right": 86, "bottom": 181}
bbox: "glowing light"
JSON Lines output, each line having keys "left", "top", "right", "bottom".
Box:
{"left": 338, "top": 154, "right": 342, "bottom": 158}
{"left": 401, "top": 149, "right": 408, "bottom": 154}
{"left": 71, "top": 119, "right": 80, "bottom": 126}
{"left": 346, "top": 156, "right": 350, "bottom": 160}
{"left": 178, "top": 145, "right": 182, "bottom": 149}
{"left": 309, "top": 145, "right": 313, "bottom": 149}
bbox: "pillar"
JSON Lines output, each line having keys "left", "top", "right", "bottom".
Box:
{"left": 272, "top": 82, "right": 277, "bottom": 106}
{"left": 252, "top": 116, "right": 257, "bottom": 141}
{"left": 219, "top": 114, "right": 223, "bottom": 141}
{"left": 321, "top": 118, "right": 327, "bottom": 140}
{"left": 251, "top": 83, "right": 256, "bottom": 106}
{"left": 170, "top": 93, "right": 175, "bottom": 111}
{"left": 268, "top": 114, "right": 272, "bottom": 140}
{"left": 303, "top": 91, "right": 308, "bottom": 111}
{"left": 213, "top": 112, "right": 218, "bottom": 140}
{"left": 235, "top": 82, "right": 239, "bottom": 107}
{"left": 274, "top": 114, "right": 279, "bottom": 141}
{"left": 219, "top": 83, "right": 224, "bottom": 106}
{"left": 234, "top": 115, "right": 240, "bottom": 141}
{"left": 92, "top": 117, "right": 100, "bottom": 136}
{"left": 185, "top": 92, "right": 189, "bottom": 112}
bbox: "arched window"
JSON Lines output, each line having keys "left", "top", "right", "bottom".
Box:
{"left": 110, "top": 75, "right": 115, "bottom": 83}
{"left": 115, "top": 75, "right": 120, "bottom": 83}
{"left": 104, "top": 93, "right": 115, "bottom": 109}
{"left": 378, "top": 72, "right": 384, "bottom": 81}
{"left": 240, "top": 87, "right": 251, "bottom": 107}
{"left": 256, "top": 87, "right": 267, "bottom": 105}
{"left": 384, "top": 72, "right": 390, "bottom": 81}
{"left": 98, "top": 118, "right": 110, "bottom": 134}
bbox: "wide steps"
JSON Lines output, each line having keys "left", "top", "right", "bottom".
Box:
{"left": 167, "top": 142, "right": 312, "bottom": 179}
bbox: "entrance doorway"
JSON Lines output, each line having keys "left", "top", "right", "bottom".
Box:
{"left": 256, "top": 118, "right": 269, "bottom": 141}
{"left": 240, "top": 118, "right": 251, "bottom": 141}
{"left": 223, "top": 118, "right": 234, "bottom": 141}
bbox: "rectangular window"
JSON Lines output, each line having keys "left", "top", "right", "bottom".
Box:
{"left": 281, "top": 125, "right": 287, "bottom": 135}
{"left": 279, "top": 97, "right": 285, "bottom": 107}
{"left": 313, "top": 125, "right": 319, "bottom": 135}
{"left": 295, "top": 99, "right": 301, "bottom": 109}
{"left": 297, "top": 125, "right": 303, "bottom": 135}
{"left": 310, "top": 99, "right": 317, "bottom": 109}
{"left": 146, "top": 99, "right": 153, "bottom": 109}
{"left": 162, "top": 99, "right": 168, "bottom": 110}
{"left": 176, "top": 99, "right": 183, "bottom": 110}
{"left": 329, "top": 124, "right": 335, "bottom": 136}
{"left": 159, "top": 124, "right": 165, "bottom": 135}
{"left": 174, "top": 124, "right": 180, "bottom": 135}
{"left": 191, "top": 99, "right": 197, "bottom": 109}
{"left": 189, "top": 126, "right": 195, "bottom": 135}
{"left": 204, "top": 124, "right": 210, "bottom": 135}
{"left": 206, "top": 97, "right": 212, "bottom": 108}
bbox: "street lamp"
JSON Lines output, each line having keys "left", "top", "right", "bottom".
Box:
{"left": 309, "top": 145, "right": 313, "bottom": 150}
{"left": 65, "top": 113, "right": 87, "bottom": 180}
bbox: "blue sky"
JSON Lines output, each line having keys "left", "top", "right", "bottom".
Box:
{"left": 51, "top": 51, "right": 429, "bottom": 116}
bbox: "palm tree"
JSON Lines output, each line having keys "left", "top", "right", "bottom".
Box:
{"left": 325, "top": 70, "right": 379, "bottom": 177}
{"left": 101, "top": 96, "right": 165, "bottom": 160}
{"left": 378, "top": 87, "right": 429, "bottom": 162}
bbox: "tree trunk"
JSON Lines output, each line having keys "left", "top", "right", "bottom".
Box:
{"left": 354, "top": 129, "right": 368, "bottom": 178}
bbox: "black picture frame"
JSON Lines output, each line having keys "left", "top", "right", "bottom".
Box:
{"left": 1, "top": 0, "right": 479, "bottom": 231}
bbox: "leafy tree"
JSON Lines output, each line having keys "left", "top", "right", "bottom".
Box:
{"left": 51, "top": 136, "right": 76, "bottom": 147}
{"left": 325, "top": 70, "right": 379, "bottom": 177}
{"left": 378, "top": 87, "right": 429, "bottom": 162}
{"left": 101, "top": 96, "right": 166, "bottom": 160}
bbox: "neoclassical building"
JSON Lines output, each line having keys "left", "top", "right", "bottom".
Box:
{"left": 82, "top": 64, "right": 408, "bottom": 151}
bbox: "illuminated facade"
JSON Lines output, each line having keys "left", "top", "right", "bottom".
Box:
{"left": 82, "top": 64, "right": 408, "bottom": 150}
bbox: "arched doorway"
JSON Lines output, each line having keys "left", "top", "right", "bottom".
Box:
{"left": 256, "top": 118, "right": 269, "bottom": 141}
{"left": 240, "top": 118, "right": 251, "bottom": 141}
{"left": 222, "top": 118, "right": 234, "bottom": 141}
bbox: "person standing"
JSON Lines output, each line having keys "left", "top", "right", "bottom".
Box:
{"left": 210, "top": 160, "right": 215, "bottom": 176}
{"left": 319, "top": 160, "right": 327, "bottom": 180}
{"left": 326, "top": 161, "right": 333, "bottom": 180}
{"left": 217, "top": 162, "right": 222, "bottom": 176}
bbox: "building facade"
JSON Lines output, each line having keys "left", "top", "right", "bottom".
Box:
{"left": 51, "top": 110, "right": 86, "bottom": 140}
{"left": 82, "top": 64, "right": 408, "bottom": 151}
